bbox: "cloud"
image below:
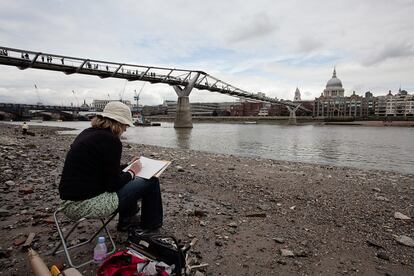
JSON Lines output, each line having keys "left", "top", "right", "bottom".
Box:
{"left": 362, "top": 42, "right": 414, "bottom": 66}
{"left": 227, "top": 12, "right": 278, "bottom": 43}
{"left": 0, "top": 0, "right": 414, "bottom": 106}
{"left": 297, "top": 37, "right": 323, "bottom": 53}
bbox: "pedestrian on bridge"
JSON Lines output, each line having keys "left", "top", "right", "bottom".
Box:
{"left": 59, "top": 101, "right": 163, "bottom": 232}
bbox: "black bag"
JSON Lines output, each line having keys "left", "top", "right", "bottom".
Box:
{"left": 127, "top": 231, "right": 186, "bottom": 276}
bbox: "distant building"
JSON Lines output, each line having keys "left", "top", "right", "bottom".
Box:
{"left": 230, "top": 102, "right": 262, "bottom": 116}
{"left": 313, "top": 68, "right": 372, "bottom": 117}
{"left": 80, "top": 100, "right": 89, "bottom": 109}
{"left": 378, "top": 89, "right": 414, "bottom": 117}
{"left": 163, "top": 100, "right": 234, "bottom": 116}
{"left": 141, "top": 104, "right": 168, "bottom": 116}
{"left": 323, "top": 68, "right": 344, "bottom": 97}
{"left": 92, "top": 99, "right": 132, "bottom": 111}
{"left": 294, "top": 87, "right": 301, "bottom": 101}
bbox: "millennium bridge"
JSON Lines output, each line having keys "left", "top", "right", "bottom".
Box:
{"left": 0, "top": 46, "right": 310, "bottom": 127}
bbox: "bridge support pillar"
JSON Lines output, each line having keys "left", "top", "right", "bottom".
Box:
{"left": 287, "top": 104, "right": 301, "bottom": 125}
{"left": 173, "top": 72, "right": 200, "bottom": 128}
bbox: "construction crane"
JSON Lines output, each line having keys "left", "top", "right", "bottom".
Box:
{"left": 134, "top": 82, "right": 146, "bottom": 108}
{"left": 34, "top": 84, "right": 42, "bottom": 105}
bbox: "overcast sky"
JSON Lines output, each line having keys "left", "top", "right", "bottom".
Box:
{"left": 0, "top": 0, "right": 413, "bottom": 106}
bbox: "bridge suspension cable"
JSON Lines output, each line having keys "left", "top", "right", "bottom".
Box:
{"left": 0, "top": 46, "right": 310, "bottom": 113}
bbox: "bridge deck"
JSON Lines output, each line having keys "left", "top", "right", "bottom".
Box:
{"left": 0, "top": 46, "right": 311, "bottom": 113}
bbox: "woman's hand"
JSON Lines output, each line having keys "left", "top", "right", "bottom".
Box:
{"left": 129, "top": 160, "right": 142, "bottom": 175}
{"left": 129, "top": 156, "right": 140, "bottom": 164}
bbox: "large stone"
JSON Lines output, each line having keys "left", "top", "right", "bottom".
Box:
{"left": 394, "top": 212, "right": 411, "bottom": 220}
{"left": 19, "top": 187, "right": 34, "bottom": 194}
{"left": 273, "top": 237, "right": 285, "bottom": 244}
{"left": 393, "top": 235, "right": 414, "bottom": 247}
{"left": 246, "top": 213, "right": 267, "bottom": 218}
{"left": 280, "top": 249, "right": 295, "bottom": 257}
{"left": 0, "top": 209, "right": 10, "bottom": 217}
{"left": 376, "top": 251, "right": 390, "bottom": 261}
{"left": 5, "top": 180, "right": 15, "bottom": 187}
{"left": 228, "top": 222, "right": 238, "bottom": 228}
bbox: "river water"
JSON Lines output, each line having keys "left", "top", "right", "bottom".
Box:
{"left": 23, "top": 121, "right": 414, "bottom": 174}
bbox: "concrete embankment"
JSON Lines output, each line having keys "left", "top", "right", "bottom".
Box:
{"left": 0, "top": 123, "right": 413, "bottom": 275}
{"left": 147, "top": 116, "right": 322, "bottom": 124}
{"left": 148, "top": 116, "right": 414, "bottom": 126}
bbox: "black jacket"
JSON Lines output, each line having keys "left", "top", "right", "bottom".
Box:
{"left": 59, "top": 127, "right": 132, "bottom": 200}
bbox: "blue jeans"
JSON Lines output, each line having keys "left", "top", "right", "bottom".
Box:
{"left": 116, "top": 177, "right": 163, "bottom": 229}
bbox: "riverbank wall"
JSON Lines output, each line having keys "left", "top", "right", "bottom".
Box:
{"left": 147, "top": 115, "right": 414, "bottom": 126}
{"left": 0, "top": 123, "right": 413, "bottom": 275}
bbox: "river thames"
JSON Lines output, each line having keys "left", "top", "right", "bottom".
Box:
{"left": 21, "top": 121, "right": 414, "bottom": 174}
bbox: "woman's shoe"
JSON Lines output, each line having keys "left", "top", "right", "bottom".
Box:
{"left": 117, "top": 215, "right": 141, "bottom": 232}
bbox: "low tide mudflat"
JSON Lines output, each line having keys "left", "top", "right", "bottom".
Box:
{"left": 0, "top": 123, "right": 413, "bottom": 275}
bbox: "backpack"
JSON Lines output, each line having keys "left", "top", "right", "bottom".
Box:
{"left": 127, "top": 231, "right": 187, "bottom": 276}
{"left": 96, "top": 250, "right": 147, "bottom": 276}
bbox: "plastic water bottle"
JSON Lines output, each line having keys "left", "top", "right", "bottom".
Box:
{"left": 93, "top": 236, "right": 107, "bottom": 263}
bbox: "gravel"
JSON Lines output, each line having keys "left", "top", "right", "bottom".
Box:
{"left": 0, "top": 122, "right": 413, "bottom": 275}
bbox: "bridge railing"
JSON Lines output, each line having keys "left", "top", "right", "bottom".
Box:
{"left": 0, "top": 45, "right": 311, "bottom": 113}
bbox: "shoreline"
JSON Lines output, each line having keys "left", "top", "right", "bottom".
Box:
{"left": 0, "top": 123, "right": 413, "bottom": 275}
{"left": 3, "top": 118, "right": 414, "bottom": 128}
{"left": 5, "top": 122, "right": 413, "bottom": 176}
{"left": 145, "top": 116, "right": 414, "bottom": 127}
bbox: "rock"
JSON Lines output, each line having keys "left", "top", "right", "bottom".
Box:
{"left": 394, "top": 212, "right": 411, "bottom": 220}
{"left": 19, "top": 187, "right": 34, "bottom": 194}
{"left": 215, "top": 241, "right": 223, "bottom": 247}
{"left": 295, "top": 250, "right": 308, "bottom": 257}
{"left": 277, "top": 259, "right": 287, "bottom": 265}
{"left": 273, "top": 237, "right": 285, "bottom": 244}
{"left": 372, "top": 187, "right": 381, "bottom": 192}
{"left": 0, "top": 249, "right": 11, "bottom": 259}
{"left": 375, "top": 196, "right": 390, "bottom": 202}
{"left": 246, "top": 213, "right": 267, "bottom": 218}
{"left": 393, "top": 235, "right": 414, "bottom": 247}
{"left": 176, "top": 166, "right": 184, "bottom": 172}
{"left": 228, "top": 222, "right": 238, "bottom": 228}
{"left": 193, "top": 210, "right": 208, "bottom": 217}
{"left": 280, "top": 249, "right": 294, "bottom": 257}
{"left": 227, "top": 167, "right": 235, "bottom": 170}
{"left": 258, "top": 204, "right": 271, "bottom": 210}
{"left": 194, "top": 271, "right": 205, "bottom": 276}
{"left": 376, "top": 251, "right": 390, "bottom": 261}
{"left": 199, "top": 221, "right": 207, "bottom": 227}
{"left": 5, "top": 180, "right": 15, "bottom": 187}
{"left": 42, "top": 217, "right": 55, "bottom": 224}
{"left": 23, "top": 232, "right": 36, "bottom": 248}
{"left": 366, "top": 240, "right": 384, "bottom": 249}
{"left": 14, "top": 238, "right": 26, "bottom": 246}
{"left": 227, "top": 228, "right": 237, "bottom": 234}
{"left": 0, "top": 208, "right": 10, "bottom": 217}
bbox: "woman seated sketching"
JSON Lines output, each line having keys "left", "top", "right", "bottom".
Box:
{"left": 59, "top": 101, "right": 163, "bottom": 232}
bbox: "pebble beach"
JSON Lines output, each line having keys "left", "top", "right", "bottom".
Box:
{"left": 0, "top": 123, "right": 413, "bottom": 275}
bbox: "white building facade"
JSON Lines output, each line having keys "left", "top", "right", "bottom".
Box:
{"left": 92, "top": 99, "right": 132, "bottom": 111}
{"left": 383, "top": 91, "right": 414, "bottom": 117}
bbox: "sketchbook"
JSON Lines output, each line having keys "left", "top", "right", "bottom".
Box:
{"left": 123, "top": 156, "right": 171, "bottom": 179}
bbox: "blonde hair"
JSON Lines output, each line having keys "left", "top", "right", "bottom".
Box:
{"left": 91, "top": 115, "right": 124, "bottom": 137}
